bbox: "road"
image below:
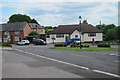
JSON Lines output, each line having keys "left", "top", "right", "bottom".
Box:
{"left": 2, "top": 44, "right": 119, "bottom": 79}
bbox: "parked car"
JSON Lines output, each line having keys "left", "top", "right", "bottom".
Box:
{"left": 16, "top": 40, "right": 30, "bottom": 45}
{"left": 64, "top": 38, "right": 81, "bottom": 44}
{"left": 33, "top": 39, "right": 47, "bottom": 45}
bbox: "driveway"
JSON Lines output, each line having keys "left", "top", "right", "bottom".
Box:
{"left": 2, "top": 44, "right": 119, "bottom": 78}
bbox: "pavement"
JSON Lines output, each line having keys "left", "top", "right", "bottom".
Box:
{"left": 2, "top": 44, "right": 120, "bottom": 78}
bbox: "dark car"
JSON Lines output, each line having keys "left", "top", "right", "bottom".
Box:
{"left": 33, "top": 39, "right": 47, "bottom": 45}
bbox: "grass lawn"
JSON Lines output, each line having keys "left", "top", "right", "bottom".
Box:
{"left": 50, "top": 47, "right": 115, "bottom": 51}
{"left": 0, "top": 46, "right": 11, "bottom": 47}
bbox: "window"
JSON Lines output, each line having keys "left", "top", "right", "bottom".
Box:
{"left": 15, "top": 31, "right": 20, "bottom": 35}
{"left": 14, "top": 37, "right": 19, "bottom": 41}
{"left": 4, "top": 38, "right": 8, "bottom": 42}
{"left": 4, "top": 31, "right": 9, "bottom": 35}
{"left": 41, "top": 29, "right": 43, "bottom": 32}
{"left": 56, "top": 34, "right": 64, "bottom": 38}
{"left": 75, "top": 35, "right": 78, "bottom": 38}
{"left": 88, "top": 33, "right": 96, "bottom": 37}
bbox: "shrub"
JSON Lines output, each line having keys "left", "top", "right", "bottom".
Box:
{"left": 69, "top": 41, "right": 77, "bottom": 47}
{"left": 97, "top": 43, "right": 110, "bottom": 48}
{"left": 69, "top": 42, "right": 90, "bottom": 48}
{"left": 82, "top": 43, "right": 89, "bottom": 47}
{"left": 55, "top": 43, "right": 67, "bottom": 47}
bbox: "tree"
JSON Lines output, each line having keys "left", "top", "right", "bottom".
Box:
{"left": 105, "top": 28, "right": 116, "bottom": 41}
{"left": 7, "top": 14, "right": 39, "bottom": 24}
{"left": 29, "top": 31, "right": 39, "bottom": 36}
{"left": 31, "top": 19, "right": 38, "bottom": 24}
{"left": 82, "top": 20, "right": 88, "bottom": 24}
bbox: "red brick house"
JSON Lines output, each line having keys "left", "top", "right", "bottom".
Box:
{"left": 28, "top": 23, "right": 45, "bottom": 35}
{"left": 0, "top": 22, "right": 32, "bottom": 44}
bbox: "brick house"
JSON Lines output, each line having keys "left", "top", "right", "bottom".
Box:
{"left": 28, "top": 23, "right": 45, "bottom": 35}
{"left": 50, "top": 24, "right": 103, "bottom": 43}
{"left": 0, "top": 22, "right": 32, "bottom": 44}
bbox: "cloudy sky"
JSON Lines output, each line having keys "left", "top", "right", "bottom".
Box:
{"left": 0, "top": 0, "right": 119, "bottom": 26}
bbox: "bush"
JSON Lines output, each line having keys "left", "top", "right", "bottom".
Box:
{"left": 69, "top": 42, "right": 90, "bottom": 48}
{"left": 97, "top": 43, "right": 110, "bottom": 48}
{"left": 55, "top": 43, "right": 68, "bottom": 47}
{"left": 69, "top": 41, "right": 77, "bottom": 47}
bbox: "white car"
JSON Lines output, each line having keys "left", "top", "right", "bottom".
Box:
{"left": 17, "top": 40, "right": 30, "bottom": 45}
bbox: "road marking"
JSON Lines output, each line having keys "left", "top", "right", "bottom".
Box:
{"left": 93, "top": 70, "right": 120, "bottom": 78}
{"left": 15, "top": 48, "right": 120, "bottom": 78}
{"left": 114, "top": 60, "right": 120, "bottom": 63}
{"left": 15, "top": 49, "right": 23, "bottom": 52}
{"left": 15, "top": 49, "right": 89, "bottom": 70}
{"left": 110, "top": 54, "right": 120, "bottom": 56}
{"left": 70, "top": 54, "right": 94, "bottom": 59}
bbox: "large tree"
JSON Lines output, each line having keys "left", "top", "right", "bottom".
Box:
{"left": 105, "top": 28, "right": 116, "bottom": 41}
{"left": 7, "top": 14, "right": 38, "bottom": 24}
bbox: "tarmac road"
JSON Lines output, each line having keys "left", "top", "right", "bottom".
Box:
{"left": 2, "top": 44, "right": 119, "bottom": 79}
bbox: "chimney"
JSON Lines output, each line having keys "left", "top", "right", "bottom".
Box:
{"left": 35, "top": 24, "right": 38, "bottom": 32}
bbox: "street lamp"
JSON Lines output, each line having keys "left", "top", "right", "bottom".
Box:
{"left": 79, "top": 16, "right": 82, "bottom": 49}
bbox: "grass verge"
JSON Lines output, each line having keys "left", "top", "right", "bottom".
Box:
{"left": 50, "top": 47, "right": 115, "bottom": 51}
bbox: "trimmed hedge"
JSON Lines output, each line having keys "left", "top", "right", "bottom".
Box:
{"left": 97, "top": 43, "right": 110, "bottom": 48}
{"left": 55, "top": 43, "right": 68, "bottom": 47}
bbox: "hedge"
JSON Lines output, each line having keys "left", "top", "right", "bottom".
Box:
{"left": 97, "top": 43, "right": 110, "bottom": 48}
{"left": 55, "top": 43, "right": 68, "bottom": 47}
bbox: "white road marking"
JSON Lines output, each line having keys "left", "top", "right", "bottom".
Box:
{"left": 70, "top": 54, "right": 94, "bottom": 59}
{"left": 114, "top": 60, "right": 120, "bottom": 63}
{"left": 15, "top": 49, "right": 89, "bottom": 70}
{"left": 110, "top": 54, "right": 120, "bottom": 56}
{"left": 93, "top": 70, "right": 120, "bottom": 78}
{"left": 15, "top": 48, "right": 120, "bottom": 78}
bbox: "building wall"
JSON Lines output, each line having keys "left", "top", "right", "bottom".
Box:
{"left": 23, "top": 23, "right": 32, "bottom": 37}
{"left": 83, "top": 33, "right": 103, "bottom": 42}
{"left": 32, "top": 28, "right": 45, "bottom": 34}
{"left": 50, "top": 32, "right": 103, "bottom": 43}
{"left": 2, "top": 31, "right": 24, "bottom": 43}
{"left": 50, "top": 34, "right": 69, "bottom": 43}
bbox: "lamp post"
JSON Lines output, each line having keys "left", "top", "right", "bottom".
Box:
{"left": 79, "top": 16, "right": 82, "bottom": 49}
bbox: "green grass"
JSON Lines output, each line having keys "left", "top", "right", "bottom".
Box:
{"left": 0, "top": 46, "right": 11, "bottom": 47}
{"left": 50, "top": 47, "right": 115, "bottom": 51}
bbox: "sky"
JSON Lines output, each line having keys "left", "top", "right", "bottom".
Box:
{"left": 0, "top": 0, "right": 119, "bottom": 26}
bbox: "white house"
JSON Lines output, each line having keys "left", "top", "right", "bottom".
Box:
{"left": 50, "top": 24, "right": 103, "bottom": 43}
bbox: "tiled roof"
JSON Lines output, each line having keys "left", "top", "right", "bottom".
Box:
{"left": 50, "top": 24, "right": 102, "bottom": 34}
{"left": 0, "top": 22, "right": 27, "bottom": 31}
{"left": 28, "top": 23, "right": 44, "bottom": 29}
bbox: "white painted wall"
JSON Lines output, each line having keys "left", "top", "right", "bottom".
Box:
{"left": 50, "top": 31, "right": 103, "bottom": 43}
{"left": 50, "top": 34, "right": 67, "bottom": 43}
{"left": 83, "top": 33, "right": 103, "bottom": 42}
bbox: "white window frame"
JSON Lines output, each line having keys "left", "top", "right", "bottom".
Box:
{"left": 4, "top": 31, "right": 9, "bottom": 35}
{"left": 14, "top": 36, "right": 19, "bottom": 41}
{"left": 3, "top": 38, "right": 8, "bottom": 42}
{"left": 15, "top": 31, "right": 20, "bottom": 35}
